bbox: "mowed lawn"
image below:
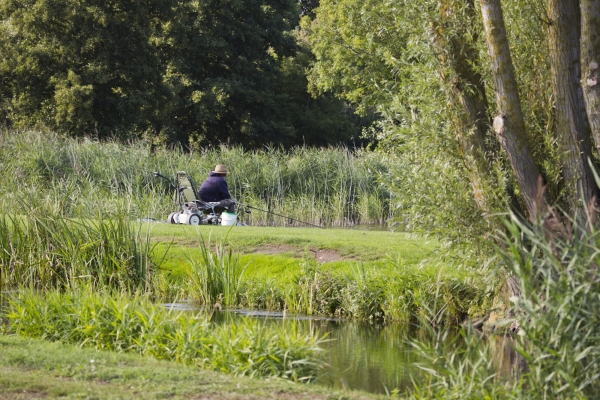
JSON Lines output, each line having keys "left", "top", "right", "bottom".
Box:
{"left": 146, "top": 224, "right": 446, "bottom": 282}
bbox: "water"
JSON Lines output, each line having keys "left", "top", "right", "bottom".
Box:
{"left": 162, "top": 305, "right": 519, "bottom": 395}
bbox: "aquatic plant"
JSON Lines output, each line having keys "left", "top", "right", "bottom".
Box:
{"left": 404, "top": 206, "right": 600, "bottom": 399}
{"left": 3, "top": 290, "right": 325, "bottom": 381}
{"left": 498, "top": 208, "right": 600, "bottom": 398}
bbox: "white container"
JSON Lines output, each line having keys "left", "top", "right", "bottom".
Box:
{"left": 221, "top": 212, "right": 237, "bottom": 226}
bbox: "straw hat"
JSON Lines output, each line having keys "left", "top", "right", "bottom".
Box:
{"left": 213, "top": 164, "right": 228, "bottom": 175}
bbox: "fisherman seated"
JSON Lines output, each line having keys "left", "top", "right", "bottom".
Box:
{"left": 197, "top": 164, "right": 236, "bottom": 214}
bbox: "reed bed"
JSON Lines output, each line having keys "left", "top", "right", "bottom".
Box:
{"left": 0, "top": 209, "right": 153, "bottom": 292}
{"left": 402, "top": 207, "right": 600, "bottom": 399}
{"left": 0, "top": 130, "right": 394, "bottom": 226}
{"left": 2, "top": 290, "right": 325, "bottom": 381}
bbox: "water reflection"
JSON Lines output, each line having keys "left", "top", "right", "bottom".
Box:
{"left": 162, "top": 304, "right": 524, "bottom": 394}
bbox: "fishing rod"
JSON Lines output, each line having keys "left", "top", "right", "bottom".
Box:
{"left": 235, "top": 202, "right": 324, "bottom": 229}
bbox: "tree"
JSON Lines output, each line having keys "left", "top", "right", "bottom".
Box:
{"left": 156, "top": 0, "right": 300, "bottom": 147}
{"left": 0, "top": 0, "right": 171, "bottom": 136}
{"left": 433, "top": 0, "right": 497, "bottom": 215}
{"left": 581, "top": 0, "right": 600, "bottom": 155}
{"left": 0, "top": 0, "right": 362, "bottom": 148}
{"left": 307, "top": 0, "right": 600, "bottom": 236}
{"left": 546, "top": 0, "right": 598, "bottom": 209}
{"left": 480, "top": 0, "right": 544, "bottom": 217}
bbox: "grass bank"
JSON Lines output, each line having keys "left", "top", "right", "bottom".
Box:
{"left": 2, "top": 290, "right": 325, "bottom": 382}
{"left": 0, "top": 335, "right": 381, "bottom": 399}
{"left": 148, "top": 224, "right": 490, "bottom": 324}
{"left": 0, "top": 207, "right": 490, "bottom": 324}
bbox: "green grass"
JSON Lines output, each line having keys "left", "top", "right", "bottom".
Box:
{"left": 149, "top": 224, "right": 438, "bottom": 267}
{"left": 0, "top": 335, "right": 382, "bottom": 399}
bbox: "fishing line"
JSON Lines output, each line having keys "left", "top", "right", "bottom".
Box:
{"left": 235, "top": 202, "right": 323, "bottom": 229}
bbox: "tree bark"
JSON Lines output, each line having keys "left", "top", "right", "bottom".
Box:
{"left": 581, "top": 0, "right": 600, "bottom": 155}
{"left": 480, "top": 0, "right": 545, "bottom": 218}
{"left": 547, "top": 0, "right": 598, "bottom": 210}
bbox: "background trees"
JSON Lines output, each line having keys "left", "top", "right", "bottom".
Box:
{"left": 0, "top": 0, "right": 363, "bottom": 148}
{"left": 306, "top": 0, "right": 600, "bottom": 238}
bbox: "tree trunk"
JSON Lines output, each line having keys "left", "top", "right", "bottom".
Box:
{"left": 435, "top": 0, "right": 494, "bottom": 213}
{"left": 480, "top": 0, "right": 545, "bottom": 218}
{"left": 547, "top": 0, "right": 598, "bottom": 210}
{"left": 581, "top": 0, "right": 600, "bottom": 154}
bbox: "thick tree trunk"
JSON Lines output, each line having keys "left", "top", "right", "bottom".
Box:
{"left": 547, "top": 0, "right": 598, "bottom": 210}
{"left": 480, "top": 0, "right": 545, "bottom": 218}
{"left": 581, "top": 0, "right": 600, "bottom": 154}
{"left": 435, "top": 0, "right": 494, "bottom": 213}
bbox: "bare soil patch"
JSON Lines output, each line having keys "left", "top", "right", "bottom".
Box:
{"left": 250, "top": 245, "right": 346, "bottom": 263}
{"left": 250, "top": 244, "right": 299, "bottom": 255}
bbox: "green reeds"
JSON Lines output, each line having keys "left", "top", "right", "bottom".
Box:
{"left": 183, "top": 234, "right": 247, "bottom": 307}
{"left": 240, "top": 256, "right": 484, "bottom": 323}
{"left": 497, "top": 209, "right": 600, "bottom": 398}
{"left": 3, "top": 290, "right": 325, "bottom": 381}
{"left": 0, "top": 130, "right": 394, "bottom": 226}
{"left": 0, "top": 209, "right": 153, "bottom": 292}
{"left": 402, "top": 207, "right": 600, "bottom": 399}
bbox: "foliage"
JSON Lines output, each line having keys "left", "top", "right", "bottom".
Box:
{"left": 304, "top": 0, "right": 510, "bottom": 242}
{"left": 304, "top": 0, "right": 600, "bottom": 239}
{"left": 499, "top": 209, "right": 600, "bottom": 398}
{"left": 405, "top": 207, "right": 600, "bottom": 399}
{"left": 238, "top": 255, "right": 486, "bottom": 323}
{"left": 3, "top": 290, "right": 325, "bottom": 381}
{"left": 0, "top": 0, "right": 362, "bottom": 147}
{"left": 406, "top": 324, "right": 521, "bottom": 399}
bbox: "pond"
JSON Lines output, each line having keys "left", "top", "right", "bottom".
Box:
{"left": 166, "top": 304, "right": 521, "bottom": 395}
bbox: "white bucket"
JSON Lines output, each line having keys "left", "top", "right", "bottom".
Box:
{"left": 221, "top": 212, "right": 237, "bottom": 226}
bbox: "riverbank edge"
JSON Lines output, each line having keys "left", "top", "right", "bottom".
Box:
{"left": 0, "top": 334, "right": 384, "bottom": 400}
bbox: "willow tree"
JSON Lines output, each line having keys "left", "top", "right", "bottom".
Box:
{"left": 434, "top": 0, "right": 496, "bottom": 214}
{"left": 547, "top": 0, "right": 598, "bottom": 208}
{"left": 305, "top": 0, "right": 511, "bottom": 240}
{"left": 480, "top": 0, "right": 544, "bottom": 217}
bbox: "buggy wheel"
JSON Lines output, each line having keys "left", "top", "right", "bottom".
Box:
{"left": 188, "top": 214, "right": 201, "bottom": 225}
{"left": 167, "top": 212, "right": 177, "bottom": 224}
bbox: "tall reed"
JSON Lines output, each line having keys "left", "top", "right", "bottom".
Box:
{"left": 0, "top": 130, "right": 394, "bottom": 226}
{"left": 183, "top": 234, "right": 247, "bottom": 307}
{"left": 0, "top": 208, "right": 153, "bottom": 292}
{"left": 498, "top": 209, "right": 600, "bottom": 398}
{"left": 402, "top": 207, "right": 600, "bottom": 399}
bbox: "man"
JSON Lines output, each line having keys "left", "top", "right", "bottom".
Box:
{"left": 197, "top": 164, "right": 236, "bottom": 213}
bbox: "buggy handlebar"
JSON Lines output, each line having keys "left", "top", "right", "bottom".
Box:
{"left": 153, "top": 171, "right": 178, "bottom": 190}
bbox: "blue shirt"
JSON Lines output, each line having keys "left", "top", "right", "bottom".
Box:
{"left": 198, "top": 172, "right": 232, "bottom": 202}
